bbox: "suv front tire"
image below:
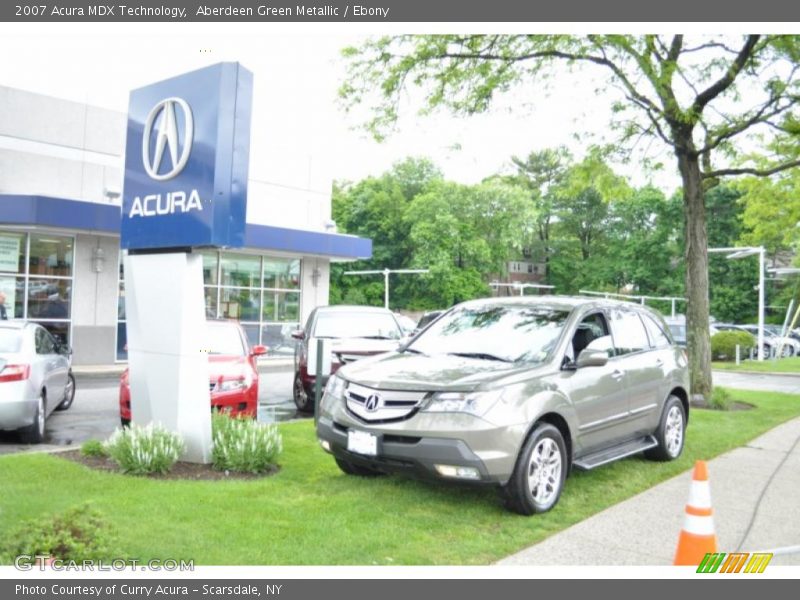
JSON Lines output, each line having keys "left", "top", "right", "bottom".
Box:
{"left": 502, "top": 422, "right": 567, "bottom": 515}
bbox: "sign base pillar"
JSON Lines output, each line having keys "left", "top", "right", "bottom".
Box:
{"left": 123, "top": 252, "right": 212, "bottom": 464}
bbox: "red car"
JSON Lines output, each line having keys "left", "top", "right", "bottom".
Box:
{"left": 119, "top": 320, "right": 267, "bottom": 426}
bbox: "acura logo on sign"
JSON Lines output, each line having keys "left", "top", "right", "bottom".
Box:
{"left": 142, "top": 97, "right": 194, "bottom": 181}
{"left": 364, "top": 394, "right": 381, "bottom": 412}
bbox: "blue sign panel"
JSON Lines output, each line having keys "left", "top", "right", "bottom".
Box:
{"left": 121, "top": 62, "right": 253, "bottom": 250}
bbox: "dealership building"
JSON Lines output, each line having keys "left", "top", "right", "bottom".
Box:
{"left": 0, "top": 84, "right": 371, "bottom": 365}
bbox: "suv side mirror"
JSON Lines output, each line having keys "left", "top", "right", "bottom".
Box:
{"left": 57, "top": 344, "right": 73, "bottom": 356}
{"left": 576, "top": 348, "right": 609, "bottom": 368}
{"left": 291, "top": 330, "right": 305, "bottom": 340}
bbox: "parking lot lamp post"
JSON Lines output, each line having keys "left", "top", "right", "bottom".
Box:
{"left": 343, "top": 268, "right": 430, "bottom": 309}
{"left": 708, "top": 247, "right": 766, "bottom": 361}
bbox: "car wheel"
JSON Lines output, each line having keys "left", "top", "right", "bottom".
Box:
{"left": 20, "top": 392, "right": 46, "bottom": 444}
{"left": 293, "top": 372, "right": 313, "bottom": 413}
{"left": 334, "top": 457, "right": 385, "bottom": 477}
{"left": 502, "top": 423, "right": 567, "bottom": 516}
{"left": 56, "top": 372, "right": 76, "bottom": 411}
{"left": 645, "top": 395, "right": 686, "bottom": 462}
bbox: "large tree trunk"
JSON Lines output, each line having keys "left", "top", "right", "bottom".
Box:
{"left": 675, "top": 144, "right": 713, "bottom": 405}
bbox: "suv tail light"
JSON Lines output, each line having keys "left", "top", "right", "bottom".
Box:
{"left": 0, "top": 364, "right": 31, "bottom": 383}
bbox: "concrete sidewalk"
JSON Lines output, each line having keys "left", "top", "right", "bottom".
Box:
{"left": 498, "top": 416, "right": 800, "bottom": 566}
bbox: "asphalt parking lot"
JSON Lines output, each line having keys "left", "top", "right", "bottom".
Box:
{"left": 0, "top": 364, "right": 306, "bottom": 455}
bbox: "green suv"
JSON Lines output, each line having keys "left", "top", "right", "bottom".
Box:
{"left": 317, "top": 296, "right": 690, "bottom": 515}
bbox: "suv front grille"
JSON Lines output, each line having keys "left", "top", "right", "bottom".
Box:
{"left": 345, "top": 382, "right": 427, "bottom": 423}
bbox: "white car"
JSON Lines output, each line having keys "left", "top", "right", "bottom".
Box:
{"left": 0, "top": 321, "right": 75, "bottom": 443}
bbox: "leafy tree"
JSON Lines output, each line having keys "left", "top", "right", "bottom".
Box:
{"left": 340, "top": 34, "right": 800, "bottom": 401}
{"left": 507, "top": 147, "right": 571, "bottom": 279}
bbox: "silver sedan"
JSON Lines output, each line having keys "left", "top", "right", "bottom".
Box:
{"left": 0, "top": 321, "right": 75, "bottom": 443}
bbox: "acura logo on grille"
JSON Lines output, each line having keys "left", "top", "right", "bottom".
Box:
{"left": 364, "top": 394, "right": 381, "bottom": 412}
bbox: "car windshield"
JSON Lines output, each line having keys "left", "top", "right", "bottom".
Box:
{"left": 313, "top": 311, "right": 401, "bottom": 340}
{"left": 406, "top": 304, "right": 570, "bottom": 363}
{"left": 208, "top": 323, "right": 246, "bottom": 356}
{"left": 0, "top": 328, "right": 22, "bottom": 353}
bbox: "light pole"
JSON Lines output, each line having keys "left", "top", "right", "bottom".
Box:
{"left": 343, "top": 268, "right": 430, "bottom": 309}
{"left": 709, "top": 246, "right": 766, "bottom": 361}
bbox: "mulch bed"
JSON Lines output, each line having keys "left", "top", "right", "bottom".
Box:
{"left": 695, "top": 401, "right": 755, "bottom": 412}
{"left": 58, "top": 449, "right": 280, "bottom": 481}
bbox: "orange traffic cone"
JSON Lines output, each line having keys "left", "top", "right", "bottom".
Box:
{"left": 674, "top": 460, "right": 718, "bottom": 565}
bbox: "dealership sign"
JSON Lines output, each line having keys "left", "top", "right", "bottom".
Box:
{"left": 121, "top": 62, "right": 253, "bottom": 250}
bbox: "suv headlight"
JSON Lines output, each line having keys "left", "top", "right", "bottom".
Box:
{"left": 322, "top": 374, "right": 347, "bottom": 410}
{"left": 422, "top": 390, "right": 504, "bottom": 417}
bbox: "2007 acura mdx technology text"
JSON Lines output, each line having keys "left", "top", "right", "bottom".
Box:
{"left": 316, "top": 296, "right": 690, "bottom": 515}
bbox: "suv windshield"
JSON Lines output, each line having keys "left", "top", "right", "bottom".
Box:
{"left": 208, "top": 323, "right": 246, "bottom": 356}
{"left": 313, "top": 311, "right": 401, "bottom": 340}
{"left": 0, "top": 328, "right": 22, "bottom": 353}
{"left": 407, "top": 304, "right": 570, "bottom": 363}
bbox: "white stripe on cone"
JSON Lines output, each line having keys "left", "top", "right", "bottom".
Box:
{"left": 687, "top": 480, "right": 712, "bottom": 509}
{"left": 682, "top": 513, "right": 716, "bottom": 536}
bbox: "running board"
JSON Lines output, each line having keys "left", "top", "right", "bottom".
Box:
{"left": 573, "top": 435, "right": 658, "bottom": 471}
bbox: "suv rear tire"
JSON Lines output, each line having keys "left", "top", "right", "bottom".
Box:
{"left": 645, "top": 395, "right": 686, "bottom": 462}
{"left": 335, "top": 457, "right": 385, "bottom": 477}
{"left": 502, "top": 422, "right": 567, "bottom": 515}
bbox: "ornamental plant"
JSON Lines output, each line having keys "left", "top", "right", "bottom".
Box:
{"left": 103, "top": 422, "right": 184, "bottom": 475}
{"left": 710, "top": 330, "right": 756, "bottom": 361}
{"left": 211, "top": 411, "right": 282, "bottom": 474}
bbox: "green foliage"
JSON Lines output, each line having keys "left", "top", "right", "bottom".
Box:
{"left": 709, "top": 387, "right": 734, "bottom": 411}
{"left": 103, "top": 423, "right": 184, "bottom": 475}
{"left": 710, "top": 330, "right": 756, "bottom": 361}
{"left": 211, "top": 412, "right": 283, "bottom": 474}
{"left": 80, "top": 439, "right": 107, "bottom": 458}
{"left": 0, "top": 504, "right": 117, "bottom": 563}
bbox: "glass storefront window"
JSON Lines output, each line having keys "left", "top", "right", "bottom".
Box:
{"left": 263, "top": 258, "right": 300, "bottom": 290}
{"left": 26, "top": 278, "right": 71, "bottom": 319}
{"left": 0, "top": 276, "right": 24, "bottom": 318}
{"left": 28, "top": 235, "right": 73, "bottom": 277}
{"left": 199, "top": 250, "right": 219, "bottom": 285}
{"left": 220, "top": 253, "right": 261, "bottom": 288}
{"left": 262, "top": 290, "right": 300, "bottom": 322}
{"left": 0, "top": 232, "right": 73, "bottom": 346}
{"left": 261, "top": 323, "right": 299, "bottom": 356}
{"left": 219, "top": 287, "right": 261, "bottom": 321}
{"left": 0, "top": 232, "right": 25, "bottom": 274}
{"left": 117, "top": 249, "right": 303, "bottom": 360}
{"left": 204, "top": 286, "right": 218, "bottom": 319}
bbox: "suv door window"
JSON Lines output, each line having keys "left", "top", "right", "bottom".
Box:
{"left": 565, "top": 312, "right": 613, "bottom": 365}
{"left": 641, "top": 313, "right": 671, "bottom": 348}
{"left": 609, "top": 309, "right": 650, "bottom": 356}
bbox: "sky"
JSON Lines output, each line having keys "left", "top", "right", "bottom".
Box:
{"left": 0, "top": 25, "right": 687, "bottom": 193}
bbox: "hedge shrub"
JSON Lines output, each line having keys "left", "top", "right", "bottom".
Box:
{"left": 711, "top": 330, "right": 756, "bottom": 361}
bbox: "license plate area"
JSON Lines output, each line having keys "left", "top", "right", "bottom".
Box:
{"left": 347, "top": 429, "right": 379, "bottom": 456}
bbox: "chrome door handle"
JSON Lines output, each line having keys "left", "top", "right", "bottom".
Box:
{"left": 655, "top": 358, "right": 664, "bottom": 367}
{"left": 611, "top": 369, "right": 625, "bottom": 381}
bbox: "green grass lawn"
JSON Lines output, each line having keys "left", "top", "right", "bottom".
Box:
{"left": 1, "top": 388, "right": 800, "bottom": 566}
{"left": 713, "top": 357, "right": 800, "bottom": 373}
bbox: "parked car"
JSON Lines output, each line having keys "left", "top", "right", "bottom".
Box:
{"left": 394, "top": 313, "right": 417, "bottom": 337}
{"left": 119, "top": 320, "right": 266, "bottom": 426}
{"left": 0, "top": 321, "right": 75, "bottom": 443}
{"left": 663, "top": 315, "right": 719, "bottom": 348}
{"left": 292, "top": 305, "right": 404, "bottom": 413}
{"left": 763, "top": 325, "right": 800, "bottom": 355}
{"left": 731, "top": 324, "right": 797, "bottom": 357}
{"left": 317, "top": 296, "right": 689, "bottom": 515}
